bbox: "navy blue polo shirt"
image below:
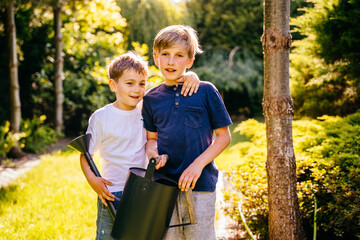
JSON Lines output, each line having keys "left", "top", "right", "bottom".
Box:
{"left": 142, "top": 81, "right": 232, "bottom": 191}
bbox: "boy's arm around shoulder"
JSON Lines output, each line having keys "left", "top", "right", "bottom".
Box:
{"left": 80, "top": 153, "right": 115, "bottom": 206}
{"left": 177, "top": 71, "right": 200, "bottom": 97}
{"left": 178, "top": 126, "right": 231, "bottom": 191}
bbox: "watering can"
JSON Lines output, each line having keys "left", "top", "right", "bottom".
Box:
{"left": 111, "top": 157, "right": 198, "bottom": 240}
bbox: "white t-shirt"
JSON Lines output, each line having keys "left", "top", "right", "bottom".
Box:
{"left": 86, "top": 103, "right": 147, "bottom": 192}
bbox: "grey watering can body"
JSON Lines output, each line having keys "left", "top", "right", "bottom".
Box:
{"left": 111, "top": 158, "right": 197, "bottom": 240}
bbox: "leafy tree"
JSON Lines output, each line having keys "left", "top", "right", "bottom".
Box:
{"left": 185, "top": 0, "right": 264, "bottom": 57}
{"left": 290, "top": 0, "right": 360, "bottom": 118}
{"left": 57, "top": 0, "right": 126, "bottom": 133}
{"left": 0, "top": 3, "right": 54, "bottom": 125}
{"left": 315, "top": 0, "right": 360, "bottom": 79}
{"left": 116, "top": 0, "right": 184, "bottom": 59}
{"left": 0, "top": 0, "right": 137, "bottom": 136}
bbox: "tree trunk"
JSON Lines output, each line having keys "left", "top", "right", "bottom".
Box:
{"left": 261, "top": 0, "right": 306, "bottom": 239}
{"left": 7, "top": 1, "right": 21, "bottom": 133}
{"left": 54, "top": 6, "right": 64, "bottom": 132}
{"left": 6, "top": 1, "right": 25, "bottom": 158}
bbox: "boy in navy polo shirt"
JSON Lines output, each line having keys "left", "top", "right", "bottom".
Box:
{"left": 142, "top": 25, "right": 232, "bottom": 240}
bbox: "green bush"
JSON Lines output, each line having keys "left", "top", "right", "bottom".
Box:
{"left": 20, "top": 115, "right": 62, "bottom": 154}
{"left": 0, "top": 122, "right": 26, "bottom": 158}
{"left": 224, "top": 111, "right": 360, "bottom": 239}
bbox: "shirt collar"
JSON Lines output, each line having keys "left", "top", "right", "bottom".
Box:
{"left": 163, "top": 83, "right": 183, "bottom": 91}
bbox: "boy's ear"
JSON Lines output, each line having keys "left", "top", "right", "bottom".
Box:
{"left": 186, "top": 56, "right": 195, "bottom": 69}
{"left": 153, "top": 53, "right": 159, "bottom": 67}
{"left": 109, "top": 78, "right": 116, "bottom": 92}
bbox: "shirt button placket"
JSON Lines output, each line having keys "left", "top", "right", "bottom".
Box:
{"left": 174, "top": 87, "right": 180, "bottom": 108}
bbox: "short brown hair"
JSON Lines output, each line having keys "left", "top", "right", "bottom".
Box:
{"left": 153, "top": 25, "right": 203, "bottom": 58}
{"left": 108, "top": 51, "right": 149, "bottom": 81}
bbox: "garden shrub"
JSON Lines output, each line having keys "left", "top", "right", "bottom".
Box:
{"left": 224, "top": 111, "right": 360, "bottom": 239}
{"left": 0, "top": 122, "right": 26, "bottom": 158}
{"left": 20, "top": 115, "right": 62, "bottom": 154}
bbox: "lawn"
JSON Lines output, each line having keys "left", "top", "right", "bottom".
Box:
{"left": 215, "top": 121, "right": 249, "bottom": 170}
{"left": 0, "top": 150, "right": 97, "bottom": 239}
{"left": 0, "top": 123, "right": 246, "bottom": 239}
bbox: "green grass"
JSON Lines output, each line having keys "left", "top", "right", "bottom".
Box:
{"left": 0, "top": 149, "right": 97, "bottom": 240}
{"left": 215, "top": 121, "right": 249, "bottom": 170}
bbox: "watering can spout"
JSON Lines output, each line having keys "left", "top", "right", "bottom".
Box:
{"left": 68, "top": 134, "right": 91, "bottom": 154}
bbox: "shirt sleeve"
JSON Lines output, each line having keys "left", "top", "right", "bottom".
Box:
{"left": 86, "top": 114, "right": 103, "bottom": 154}
{"left": 142, "top": 96, "right": 157, "bottom": 132}
{"left": 205, "top": 84, "right": 233, "bottom": 130}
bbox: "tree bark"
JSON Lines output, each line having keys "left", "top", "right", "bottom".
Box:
{"left": 6, "top": 1, "right": 21, "bottom": 134}
{"left": 6, "top": 1, "right": 25, "bottom": 158}
{"left": 54, "top": 5, "right": 64, "bottom": 132}
{"left": 261, "top": 0, "right": 306, "bottom": 239}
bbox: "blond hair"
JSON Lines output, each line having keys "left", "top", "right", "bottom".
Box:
{"left": 108, "top": 51, "right": 149, "bottom": 81}
{"left": 153, "top": 25, "right": 203, "bottom": 58}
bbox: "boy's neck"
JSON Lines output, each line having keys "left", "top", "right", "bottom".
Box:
{"left": 112, "top": 101, "right": 136, "bottom": 111}
{"left": 164, "top": 79, "right": 178, "bottom": 86}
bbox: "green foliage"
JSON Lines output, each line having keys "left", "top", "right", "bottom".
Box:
{"left": 0, "top": 122, "right": 26, "bottom": 158}
{"left": 183, "top": 0, "right": 268, "bottom": 117}
{"left": 0, "top": 115, "right": 58, "bottom": 157}
{"left": 192, "top": 49, "right": 263, "bottom": 116}
{"left": 116, "top": 0, "right": 184, "bottom": 61}
{"left": 0, "top": 0, "right": 131, "bottom": 135}
{"left": 290, "top": 0, "right": 360, "bottom": 118}
{"left": 33, "top": 0, "right": 129, "bottom": 135}
{"left": 223, "top": 119, "right": 268, "bottom": 238}
{"left": 185, "top": 0, "right": 264, "bottom": 57}
{"left": 314, "top": 0, "right": 360, "bottom": 76}
{"left": 224, "top": 112, "right": 360, "bottom": 239}
{"left": 20, "top": 115, "right": 62, "bottom": 153}
{"left": 0, "top": 3, "right": 53, "bottom": 123}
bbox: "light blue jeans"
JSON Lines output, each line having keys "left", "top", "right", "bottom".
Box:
{"left": 96, "top": 191, "right": 122, "bottom": 240}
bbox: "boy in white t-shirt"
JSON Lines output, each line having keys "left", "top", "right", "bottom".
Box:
{"left": 80, "top": 51, "right": 200, "bottom": 240}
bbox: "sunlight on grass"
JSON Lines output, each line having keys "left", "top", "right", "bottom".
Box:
{"left": 215, "top": 121, "right": 249, "bottom": 170}
{"left": 0, "top": 149, "right": 97, "bottom": 240}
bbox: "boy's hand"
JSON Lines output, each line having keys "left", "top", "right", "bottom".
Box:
{"left": 178, "top": 162, "right": 203, "bottom": 191}
{"left": 88, "top": 175, "right": 115, "bottom": 206}
{"left": 156, "top": 154, "right": 168, "bottom": 169}
{"left": 149, "top": 154, "right": 168, "bottom": 170}
{"left": 177, "top": 71, "right": 200, "bottom": 97}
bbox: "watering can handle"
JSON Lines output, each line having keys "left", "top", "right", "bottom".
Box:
{"left": 145, "top": 155, "right": 169, "bottom": 180}
{"left": 185, "top": 189, "right": 198, "bottom": 224}
{"left": 144, "top": 157, "right": 157, "bottom": 180}
{"left": 169, "top": 189, "right": 198, "bottom": 227}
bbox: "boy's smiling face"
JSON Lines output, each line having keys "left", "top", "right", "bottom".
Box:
{"left": 109, "top": 69, "right": 147, "bottom": 110}
{"left": 154, "top": 43, "right": 194, "bottom": 85}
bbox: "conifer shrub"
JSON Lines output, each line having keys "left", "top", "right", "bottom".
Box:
{"left": 224, "top": 111, "right": 360, "bottom": 239}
